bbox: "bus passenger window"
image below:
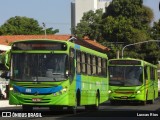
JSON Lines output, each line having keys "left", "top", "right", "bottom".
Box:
{"left": 76, "top": 51, "right": 81, "bottom": 74}
{"left": 102, "top": 59, "right": 106, "bottom": 76}
{"left": 92, "top": 56, "right": 96, "bottom": 75}
{"left": 144, "top": 66, "right": 148, "bottom": 80}
{"left": 87, "top": 54, "right": 91, "bottom": 75}
{"left": 98, "top": 57, "right": 102, "bottom": 76}
{"left": 81, "top": 52, "right": 86, "bottom": 74}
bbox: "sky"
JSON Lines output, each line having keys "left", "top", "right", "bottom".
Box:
{"left": 0, "top": 0, "right": 159, "bottom": 34}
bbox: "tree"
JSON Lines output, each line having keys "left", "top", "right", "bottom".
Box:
{"left": 104, "top": 0, "right": 153, "bottom": 30}
{"left": 73, "top": 9, "right": 103, "bottom": 40}
{"left": 0, "top": 16, "right": 59, "bottom": 35}
{"left": 150, "top": 19, "right": 160, "bottom": 40}
{"left": 73, "top": 0, "right": 159, "bottom": 63}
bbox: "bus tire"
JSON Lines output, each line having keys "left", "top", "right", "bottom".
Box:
{"left": 22, "top": 105, "right": 33, "bottom": 111}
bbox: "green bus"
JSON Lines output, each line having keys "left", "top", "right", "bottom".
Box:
{"left": 108, "top": 58, "right": 158, "bottom": 105}
{"left": 1, "top": 39, "right": 109, "bottom": 112}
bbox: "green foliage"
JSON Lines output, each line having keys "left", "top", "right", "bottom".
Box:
{"left": 150, "top": 19, "right": 160, "bottom": 40}
{"left": 0, "top": 16, "right": 59, "bottom": 35}
{"left": 73, "top": 0, "right": 160, "bottom": 63}
{"left": 73, "top": 9, "right": 103, "bottom": 40}
{"left": 105, "top": 0, "right": 153, "bottom": 29}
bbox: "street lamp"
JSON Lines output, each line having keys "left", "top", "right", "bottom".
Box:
{"left": 122, "top": 40, "right": 160, "bottom": 58}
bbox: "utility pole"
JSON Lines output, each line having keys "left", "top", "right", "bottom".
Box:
{"left": 42, "top": 22, "right": 47, "bottom": 39}
{"left": 122, "top": 40, "right": 160, "bottom": 58}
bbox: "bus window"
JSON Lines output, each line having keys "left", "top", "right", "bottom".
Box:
{"left": 81, "top": 52, "right": 86, "bottom": 74}
{"left": 144, "top": 66, "right": 148, "bottom": 81}
{"left": 97, "top": 57, "right": 102, "bottom": 76}
{"left": 92, "top": 56, "right": 96, "bottom": 75}
{"left": 76, "top": 50, "right": 81, "bottom": 74}
{"left": 87, "top": 54, "right": 91, "bottom": 75}
{"left": 69, "top": 48, "right": 75, "bottom": 82}
{"left": 102, "top": 59, "right": 106, "bottom": 76}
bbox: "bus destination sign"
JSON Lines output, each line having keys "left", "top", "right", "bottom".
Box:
{"left": 109, "top": 60, "right": 141, "bottom": 65}
{"left": 12, "top": 41, "right": 67, "bottom": 51}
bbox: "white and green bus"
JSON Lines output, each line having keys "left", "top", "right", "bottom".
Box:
{"left": 108, "top": 58, "right": 158, "bottom": 105}
{"left": 1, "top": 39, "right": 109, "bottom": 112}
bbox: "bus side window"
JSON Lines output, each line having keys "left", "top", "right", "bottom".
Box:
{"left": 102, "top": 59, "right": 107, "bottom": 77}
{"left": 150, "top": 67, "right": 155, "bottom": 81}
{"left": 144, "top": 66, "right": 148, "bottom": 81}
{"left": 92, "top": 55, "right": 96, "bottom": 75}
{"left": 81, "top": 52, "right": 86, "bottom": 74}
{"left": 69, "top": 48, "right": 75, "bottom": 81}
{"left": 97, "top": 57, "right": 102, "bottom": 76}
{"left": 76, "top": 50, "right": 81, "bottom": 74}
{"left": 87, "top": 54, "right": 91, "bottom": 75}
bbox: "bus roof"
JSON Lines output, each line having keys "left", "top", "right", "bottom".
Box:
{"left": 10, "top": 39, "right": 108, "bottom": 58}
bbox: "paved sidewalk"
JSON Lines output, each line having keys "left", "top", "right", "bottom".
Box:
{"left": 0, "top": 100, "right": 20, "bottom": 108}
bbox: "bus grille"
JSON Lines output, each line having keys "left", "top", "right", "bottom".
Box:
{"left": 115, "top": 91, "right": 135, "bottom": 94}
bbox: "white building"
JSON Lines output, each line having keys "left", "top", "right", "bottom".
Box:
{"left": 71, "top": 0, "right": 111, "bottom": 33}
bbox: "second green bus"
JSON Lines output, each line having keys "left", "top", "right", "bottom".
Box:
{"left": 108, "top": 58, "right": 158, "bottom": 105}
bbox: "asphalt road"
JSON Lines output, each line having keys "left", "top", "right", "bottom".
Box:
{"left": 0, "top": 97, "right": 160, "bottom": 120}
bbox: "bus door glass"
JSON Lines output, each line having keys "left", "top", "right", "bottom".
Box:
{"left": 69, "top": 48, "right": 75, "bottom": 83}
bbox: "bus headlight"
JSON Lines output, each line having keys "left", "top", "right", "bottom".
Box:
{"left": 62, "top": 88, "right": 67, "bottom": 92}
{"left": 10, "top": 87, "right": 21, "bottom": 94}
{"left": 10, "top": 87, "right": 13, "bottom": 91}
{"left": 137, "top": 91, "right": 141, "bottom": 94}
{"left": 53, "top": 87, "right": 68, "bottom": 96}
{"left": 108, "top": 90, "right": 112, "bottom": 94}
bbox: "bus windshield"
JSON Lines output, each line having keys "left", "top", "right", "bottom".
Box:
{"left": 109, "top": 66, "right": 143, "bottom": 86}
{"left": 12, "top": 53, "right": 68, "bottom": 81}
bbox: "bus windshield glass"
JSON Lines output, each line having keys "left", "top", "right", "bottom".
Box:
{"left": 12, "top": 53, "right": 68, "bottom": 81}
{"left": 109, "top": 66, "right": 143, "bottom": 86}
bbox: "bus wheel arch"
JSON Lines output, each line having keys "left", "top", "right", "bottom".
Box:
{"left": 76, "top": 88, "right": 81, "bottom": 106}
{"left": 95, "top": 89, "right": 100, "bottom": 109}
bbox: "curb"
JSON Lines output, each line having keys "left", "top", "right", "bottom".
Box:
{"left": 0, "top": 100, "right": 21, "bottom": 108}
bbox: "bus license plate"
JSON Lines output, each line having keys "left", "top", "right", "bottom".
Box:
{"left": 32, "top": 98, "right": 41, "bottom": 102}
{"left": 121, "top": 96, "right": 128, "bottom": 99}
